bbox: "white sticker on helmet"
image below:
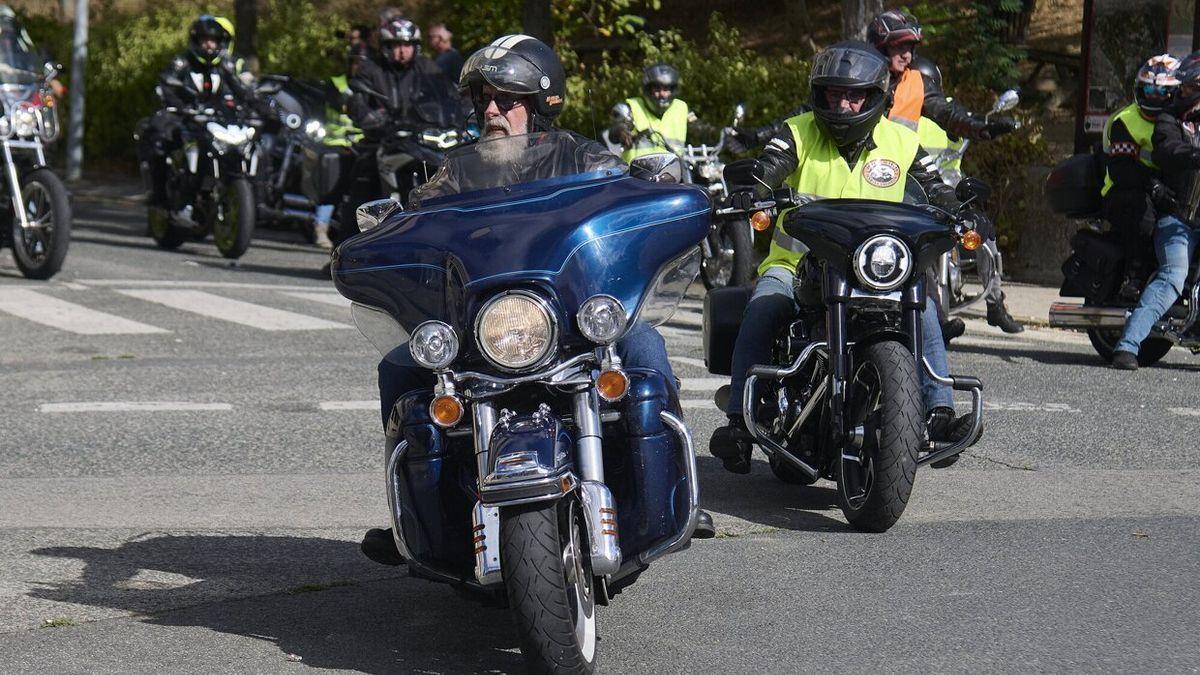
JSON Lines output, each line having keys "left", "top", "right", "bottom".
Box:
{"left": 539, "top": 76, "right": 551, "bottom": 89}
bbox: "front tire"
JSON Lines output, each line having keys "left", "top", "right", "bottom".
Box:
{"left": 11, "top": 168, "right": 71, "bottom": 280}
{"left": 213, "top": 178, "right": 255, "bottom": 259}
{"left": 502, "top": 498, "right": 597, "bottom": 674}
{"left": 700, "top": 220, "right": 755, "bottom": 289}
{"left": 836, "top": 340, "right": 922, "bottom": 532}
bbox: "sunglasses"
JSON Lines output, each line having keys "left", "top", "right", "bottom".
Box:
{"left": 475, "top": 91, "right": 526, "bottom": 112}
{"left": 825, "top": 88, "right": 869, "bottom": 103}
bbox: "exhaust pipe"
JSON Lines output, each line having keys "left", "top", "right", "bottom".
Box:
{"left": 1049, "top": 302, "right": 1127, "bottom": 329}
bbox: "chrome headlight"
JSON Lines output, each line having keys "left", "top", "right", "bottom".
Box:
{"left": 577, "top": 295, "right": 627, "bottom": 345}
{"left": 853, "top": 235, "right": 912, "bottom": 292}
{"left": 409, "top": 320, "right": 459, "bottom": 370}
{"left": 476, "top": 292, "right": 556, "bottom": 371}
{"left": 11, "top": 104, "right": 37, "bottom": 138}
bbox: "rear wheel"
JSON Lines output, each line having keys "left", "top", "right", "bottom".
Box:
{"left": 1086, "top": 327, "right": 1173, "bottom": 367}
{"left": 11, "top": 168, "right": 71, "bottom": 280}
{"left": 213, "top": 178, "right": 256, "bottom": 259}
{"left": 502, "top": 498, "right": 596, "bottom": 674}
{"left": 836, "top": 340, "right": 922, "bottom": 532}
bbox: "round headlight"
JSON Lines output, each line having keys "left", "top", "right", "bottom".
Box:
{"left": 577, "top": 295, "right": 627, "bottom": 344}
{"left": 853, "top": 235, "right": 912, "bottom": 292}
{"left": 305, "top": 119, "right": 326, "bottom": 140}
{"left": 12, "top": 106, "right": 36, "bottom": 138}
{"left": 409, "top": 321, "right": 459, "bottom": 370}
{"left": 476, "top": 292, "right": 555, "bottom": 371}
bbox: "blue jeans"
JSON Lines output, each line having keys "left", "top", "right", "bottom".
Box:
{"left": 377, "top": 320, "right": 677, "bottom": 429}
{"left": 1116, "top": 214, "right": 1198, "bottom": 354}
{"left": 726, "top": 266, "right": 953, "bottom": 418}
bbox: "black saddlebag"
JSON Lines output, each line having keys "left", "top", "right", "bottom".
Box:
{"left": 1060, "top": 229, "right": 1124, "bottom": 299}
{"left": 703, "top": 286, "right": 751, "bottom": 376}
{"left": 1044, "top": 153, "right": 1104, "bottom": 218}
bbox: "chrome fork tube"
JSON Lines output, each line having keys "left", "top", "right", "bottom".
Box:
{"left": 3, "top": 141, "right": 29, "bottom": 228}
{"left": 573, "top": 388, "right": 605, "bottom": 482}
{"left": 472, "top": 401, "right": 498, "bottom": 480}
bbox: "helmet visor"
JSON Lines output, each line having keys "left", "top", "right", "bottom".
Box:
{"left": 810, "top": 46, "right": 889, "bottom": 92}
{"left": 460, "top": 43, "right": 547, "bottom": 96}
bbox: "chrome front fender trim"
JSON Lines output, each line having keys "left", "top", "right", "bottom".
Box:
{"left": 385, "top": 439, "right": 416, "bottom": 562}
{"left": 638, "top": 411, "right": 699, "bottom": 565}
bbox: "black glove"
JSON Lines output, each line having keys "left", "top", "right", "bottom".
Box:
{"left": 983, "top": 116, "right": 1018, "bottom": 139}
{"left": 359, "top": 109, "right": 387, "bottom": 131}
{"left": 1148, "top": 178, "right": 1176, "bottom": 212}
{"left": 729, "top": 188, "right": 759, "bottom": 212}
{"left": 615, "top": 127, "right": 634, "bottom": 149}
{"left": 926, "top": 183, "right": 959, "bottom": 211}
{"left": 724, "top": 128, "right": 747, "bottom": 155}
{"left": 959, "top": 207, "right": 996, "bottom": 241}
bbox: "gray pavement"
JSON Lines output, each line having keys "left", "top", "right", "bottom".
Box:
{"left": 0, "top": 191, "right": 1197, "bottom": 673}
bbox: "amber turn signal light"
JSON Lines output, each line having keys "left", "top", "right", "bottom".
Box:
{"left": 596, "top": 369, "right": 630, "bottom": 402}
{"left": 430, "top": 395, "right": 464, "bottom": 427}
{"left": 961, "top": 229, "right": 982, "bottom": 251}
{"left": 750, "top": 210, "right": 772, "bottom": 232}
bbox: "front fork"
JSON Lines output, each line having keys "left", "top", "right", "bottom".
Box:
{"left": 3, "top": 139, "right": 45, "bottom": 229}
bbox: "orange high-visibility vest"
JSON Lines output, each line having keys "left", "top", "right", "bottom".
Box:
{"left": 888, "top": 68, "right": 924, "bottom": 131}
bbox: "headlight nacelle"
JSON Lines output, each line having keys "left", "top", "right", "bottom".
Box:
{"left": 853, "top": 235, "right": 912, "bottom": 292}
{"left": 476, "top": 292, "right": 556, "bottom": 371}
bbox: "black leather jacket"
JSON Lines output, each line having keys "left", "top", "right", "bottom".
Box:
{"left": 157, "top": 53, "right": 257, "bottom": 111}
{"left": 348, "top": 55, "right": 462, "bottom": 138}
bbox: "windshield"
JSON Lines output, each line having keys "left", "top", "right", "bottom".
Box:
{"left": 0, "top": 19, "right": 42, "bottom": 84}
{"left": 410, "top": 130, "right": 624, "bottom": 206}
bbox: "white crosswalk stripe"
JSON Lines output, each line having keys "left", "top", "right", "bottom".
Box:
{"left": 0, "top": 289, "right": 169, "bottom": 335}
{"left": 118, "top": 289, "right": 352, "bottom": 331}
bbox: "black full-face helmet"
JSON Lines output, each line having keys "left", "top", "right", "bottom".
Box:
{"left": 866, "top": 10, "right": 923, "bottom": 51}
{"left": 809, "top": 41, "right": 891, "bottom": 148}
{"left": 379, "top": 17, "right": 421, "bottom": 63}
{"left": 460, "top": 35, "right": 566, "bottom": 130}
{"left": 641, "top": 63, "right": 679, "bottom": 114}
{"left": 188, "top": 15, "right": 234, "bottom": 66}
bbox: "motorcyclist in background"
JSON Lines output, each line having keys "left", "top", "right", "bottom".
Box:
{"left": 708, "top": 41, "right": 981, "bottom": 474}
{"left": 868, "top": 9, "right": 1023, "bottom": 336}
{"left": 609, "top": 63, "right": 719, "bottom": 162}
{"left": 136, "top": 15, "right": 260, "bottom": 217}
{"left": 1110, "top": 52, "right": 1200, "bottom": 370}
{"left": 1100, "top": 54, "right": 1180, "bottom": 290}
{"left": 346, "top": 16, "right": 461, "bottom": 203}
{"left": 359, "top": 35, "right": 716, "bottom": 566}
{"left": 309, "top": 45, "right": 366, "bottom": 251}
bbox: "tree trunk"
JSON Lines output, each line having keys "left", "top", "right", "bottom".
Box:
{"left": 234, "top": 0, "right": 260, "bottom": 74}
{"left": 841, "top": 0, "right": 885, "bottom": 40}
{"left": 522, "top": 0, "right": 554, "bottom": 44}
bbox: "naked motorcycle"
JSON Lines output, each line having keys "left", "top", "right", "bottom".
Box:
{"left": 332, "top": 132, "right": 706, "bottom": 672}
{"left": 1045, "top": 152, "right": 1199, "bottom": 364}
{"left": 704, "top": 159, "right": 986, "bottom": 532}
{"left": 0, "top": 61, "right": 70, "bottom": 279}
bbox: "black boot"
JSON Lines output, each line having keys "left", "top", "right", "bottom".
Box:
{"left": 986, "top": 294, "right": 1024, "bottom": 333}
{"left": 361, "top": 527, "right": 405, "bottom": 566}
{"left": 926, "top": 407, "right": 982, "bottom": 468}
{"left": 941, "top": 317, "right": 966, "bottom": 346}
{"left": 691, "top": 510, "right": 716, "bottom": 539}
{"left": 709, "top": 416, "right": 753, "bottom": 474}
{"left": 1112, "top": 350, "right": 1139, "bottom": 371}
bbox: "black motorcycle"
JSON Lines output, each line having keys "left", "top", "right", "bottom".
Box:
{"left": 141, "top": 101, "right": 262, "bottom": 259}
{"left": 1046, "top": 153, "right": 1199, "bottom": 363}
{"left": 704, "top": 159, "right": 986, "bottom": 532}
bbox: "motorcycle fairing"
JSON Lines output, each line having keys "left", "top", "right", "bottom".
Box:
{"left": 783, "top": 198, "right": 956, "bottom": 273}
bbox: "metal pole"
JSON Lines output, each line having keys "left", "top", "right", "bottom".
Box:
{"left": 66, "top": 0, "right": 88, "bottom": 181}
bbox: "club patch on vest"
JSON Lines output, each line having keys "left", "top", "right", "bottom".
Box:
{"left": 863, "top": 159, "right": 901, "bottom": 188}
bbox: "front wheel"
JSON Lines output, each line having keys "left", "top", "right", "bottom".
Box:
{"left": 700, "top": 220, "right": 755, "bottom": 289}
{"left": 11, "top": 168, "right": 71, "bottom": 280}
{"left": 836, "top": 340, "right": 922, "bottom": 532}
{"left": 502, "top": 498, "right": 597, "bottom": 674}
{"left": 213, "top": 178, "right": 255, "bottom": 259}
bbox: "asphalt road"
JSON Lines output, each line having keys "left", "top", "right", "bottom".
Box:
{"left": 1, "top": 193, "right": 1198, "bottom": 673}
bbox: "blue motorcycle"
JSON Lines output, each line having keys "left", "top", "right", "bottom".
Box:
{"left": 332, "top": 131, "right": 708, "bottom": 672}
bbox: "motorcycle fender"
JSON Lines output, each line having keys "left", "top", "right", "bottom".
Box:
{"left": 479, "top": 411, "right": 576, "bottom": 506}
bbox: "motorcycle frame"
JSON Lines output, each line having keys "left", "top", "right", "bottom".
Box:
{"left": 741, "top": 267, "right": 985, "bottom": 477}
{"left": 2, "top": 137, "right": 46, "bottom": 230}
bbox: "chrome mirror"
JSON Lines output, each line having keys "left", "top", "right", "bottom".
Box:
{"left": 732, "top": 103, "right": 746, "bottom": 127}
{"left": 994, "top": 89, "right": 1019, "bottom": 113}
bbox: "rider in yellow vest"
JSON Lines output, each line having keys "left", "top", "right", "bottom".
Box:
{"left": 610, "top": 63, "right": 714, "bottom": 162}
{"left": 709, "top": 41, "right": 980, "bottom": 473}
{"left": 1101, "top": 54, "right": 1179, "bottom": 260}
{"left": 869, "top": 9, "right": 1024, "bottom": 335}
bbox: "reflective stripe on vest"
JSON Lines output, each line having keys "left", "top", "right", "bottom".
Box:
{"left": 759, "top": 113, "right": 920, "bottom": 276}
{"left": 888, "top": 68, "right": 924, "bottom": 131}
{"left": 1101, "top": 103, "right": 1157, "bottom": 196}
{"left": 622, "top": 97, "right": 689, "bottom": 162}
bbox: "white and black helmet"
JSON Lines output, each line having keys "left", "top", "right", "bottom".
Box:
{"left": 379, "top": 17, "right": 421, "bottom": 55}
{"left": 641, "top": 63, "right": 679, "bottom": 114}
{"left": 809, "top": 41, "right": 891, "bottom": 147}
{"left": 460, "top": 35, "right": 566, "bottom": 123}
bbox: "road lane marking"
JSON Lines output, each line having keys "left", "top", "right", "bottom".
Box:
{"left": 118, "top": 289, "right": 352, "bottom": 331}
{"left": 664, "top": 310, "right": 702, "bottom": 327}
{"left": 680, "top": 377, "right": 727, "bottom": 392}
{"left": 983, "top": 401, "right": 1081, "bottom": 413}
{"left": 671, "top": 356, "right": 709, "bottom": 369}
{"left": 78, "top": 280, "right": 336, "bottom": 291}
{"left": 319, "top": 400, "right": 379, "bottom": 411}
{"left": 0, "top": 289, "right": 169, "bottom": 335}
{"left": 279, "top": 291, "right": 353, "bottom": 309}
{"left": 1169, "top": 407, "right": 1200, "bottom": 417}
{"left": 39, "top": 401, "right": 232, "bottom": 413}
{"left": 681, "top": 399, "right": 715, "bottom": 409}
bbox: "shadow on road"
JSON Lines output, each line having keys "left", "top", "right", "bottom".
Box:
{"left": 28, "top": 534, "right": 524, "bottom": 673}
{"left": 695, "top": 455, "right": 851, "bottom": 533}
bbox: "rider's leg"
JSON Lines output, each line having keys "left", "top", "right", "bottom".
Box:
{"left": 978, "top": 238, "right": 1023, "bottom": 333}
{"left": 313, "top": 204, "right": 335, "bottom": 250}
{"left": 377, "top": 345, "right": 436, "bottom": 430}
{"left": 1113, "top": 214, "right": 1198, "bottom": 368}
{"left": 920, "top": 297, "right": 976, "bottom": 451}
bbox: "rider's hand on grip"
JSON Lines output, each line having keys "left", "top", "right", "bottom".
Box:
{"left": 1148, "top": 178, "right": 1177, "bottom": 211}
{"left": 729, "top": 189, "right": 760, "bottom": 212}
{"left": 983, "top": 116, "right": 1018, "bottom": 139}
{"left": 959, "top": 208, "right": 995, "bottom": 241}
